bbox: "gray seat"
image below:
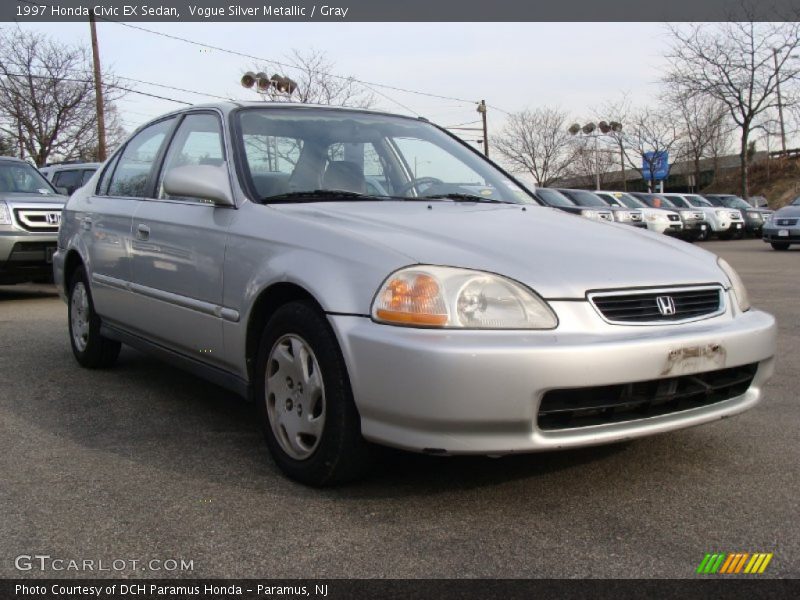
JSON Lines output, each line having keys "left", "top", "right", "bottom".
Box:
{"left": 322, "top": 161, "right": 366, "bottom": 194}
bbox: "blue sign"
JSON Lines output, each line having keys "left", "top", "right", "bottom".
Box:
{"left": 642, "top": 151, "right": 669, "bottom": 181}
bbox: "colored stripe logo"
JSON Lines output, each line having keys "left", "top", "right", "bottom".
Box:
{"left": 697, "top": 552, "right": 773, "bottom": 574}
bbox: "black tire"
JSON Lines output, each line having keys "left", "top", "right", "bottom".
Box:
{"left": 695, "top": 228, "right": 710, "bottom": 242}
{"left": 68, "top": 265, "right": 121, "bottom": 368}
{"left": 254, "top": 300, "right": 373, "bottom": 486}
{"left": 771, "top": 242, "right": 791, "bottom": 251}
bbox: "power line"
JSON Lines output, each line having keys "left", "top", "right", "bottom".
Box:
{"left": 109, "top": 21, "right": 478, "bottom": 105}
{"left": 0, "top": 71, "right": 192, "bottom": 105}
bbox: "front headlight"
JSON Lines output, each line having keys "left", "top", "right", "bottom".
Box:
{"left": 748, "top": 211, "right": 761, "bottom": 219}
{"left": 371, "top": 266, "right": 558, "bottom": 329}
{"left": 580, "top": 209, "right": 597, "bottom": 219}
{"left": 0, "top": 201, "right": 11, "bottom": 225}
{"left": 717, "top": 258, "right": 750, "bottom": 313}
{"left": 615, "top": 211, "right": 631, "bottom": 221}
{"left": 715, "top": 209, "right": 726, "bottom": 217}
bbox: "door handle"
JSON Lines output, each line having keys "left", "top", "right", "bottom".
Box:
{"left": 136, "top": 224, "right": 150, "bottom": 240}
{"left": 81, "top": 217, "right": 92, "bottom": 231}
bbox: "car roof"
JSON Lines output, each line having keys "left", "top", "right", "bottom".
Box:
{"left": 0, "top": 156, "right": 28, "bottom": 165}
{"left": 149, "top": 100, "right": 422, "bottom": 121}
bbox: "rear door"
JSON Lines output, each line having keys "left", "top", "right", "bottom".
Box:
{"left": 127, "top": 111, "right": 233, "bottom": 366}
{"left": 81, "top": 117, "right": 177, "bottom": 325}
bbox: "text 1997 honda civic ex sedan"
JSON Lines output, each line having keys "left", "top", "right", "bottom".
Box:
{"left": 53, "top": 103, "right": 776, "bottom": 485}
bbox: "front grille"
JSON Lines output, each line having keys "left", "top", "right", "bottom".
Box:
{"left": 775, "top": 218, "right": 798, "bottom": 226}
{"left": 598, "top": 212, "right": 613, "bottom": 221}
{"left": 590, "top": 287, "right": 722, "bottom": 323}
{"left": 630, "top": 212, "right": 642, "bottom": 222}
{"left": 668, "top": 214, "right": 680, "bottom": 222}
{"left": 729, "top": 211, "right": 742, "bottom": 220}
{"left": 692, "top": 211, "right": 704, "bottom": 220}
{"left": 13, "top": 208, "right": 61, "bottom": 232}
{"left": 538, "top": 363, "right": 758, "bottom": 430}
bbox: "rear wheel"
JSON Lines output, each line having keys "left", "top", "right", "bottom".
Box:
{"left": 254, "top": 301, "right": 373, "bottom": 486}
{"left": 771, "top": 242, "right": 791, "bottom": 251}
{"left": 68, "top": 266, "right": 121, "bottom": 368}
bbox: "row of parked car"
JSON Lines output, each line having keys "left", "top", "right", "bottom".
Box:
{"left": 530, "top": 187, "right": 783, "bottom": 247}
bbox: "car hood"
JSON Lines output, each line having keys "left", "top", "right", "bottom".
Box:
{"left": 0, "top": 192, "right": 67, "bottom": 205}
{"left": 273, "top": 201, "right": 727, "bottom": 298}
{"left": 772, "top": 205, "right": 800, "bottom": 218}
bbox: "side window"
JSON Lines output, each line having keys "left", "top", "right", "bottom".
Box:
{"left": 53, "top": 170, "right": 80, "bottom": 189}
{"left": 158, "top": 113, "right": 224, "bottom": 202}
{"left": 107, "top": 118, "right": 175, "bottom": 197}
{"left": 98, "top": 153, "right": 121, "bottom": 195}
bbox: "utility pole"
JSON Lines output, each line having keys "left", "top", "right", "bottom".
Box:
{"left": 477, "top": 100, "right": 488, "bottom": 157}
{"left": 89, "top": 11, "right": 107, "bottom": 162}
{"left": 17, "top": 119, "right": 24, "bottom": 160}
{"left": 773, "top": 48, "right": 787, "bottom": 155}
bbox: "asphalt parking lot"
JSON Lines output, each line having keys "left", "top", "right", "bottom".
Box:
{"left": 1, "top": 238, "right": 797, "bottom": 579}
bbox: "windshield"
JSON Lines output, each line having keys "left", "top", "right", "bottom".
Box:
{"left": 235, "top": 108, "right": 532, "bottom": 204}
{"left": 684, "top": 195, "right": 712, "bottom": 207}
{"left": 0, "top": 161, "right": 58, "bottom": 195}
{"left": 719, "top": 196, "right": 750, "bottom": 209}
{"left": 558, "top": 189, "right": 607, "bottom": 207}
{"left": 608, "top": 192, "right": 645, "bottom": 209}
{"left": 666, "top": 195, "right": 689, "bottom": 208}
{"left": 635, "top": 193, "right": 677, "bottom": 209}
{"left": 536, "top": 187, "right": 575, "bottom": 207}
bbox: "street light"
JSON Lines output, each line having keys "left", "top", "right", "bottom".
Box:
{"left": 568, "top": 121, "right": 623, "bottom": 191}
{"left": 241, "top": 71, "right": 299, "bottom": 99}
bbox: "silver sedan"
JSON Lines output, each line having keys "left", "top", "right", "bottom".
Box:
{"left": 54, "top": 102, "right": 776, "bottom": 485}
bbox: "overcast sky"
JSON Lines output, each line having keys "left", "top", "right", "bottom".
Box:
{"left": 15, "top": 21, "right": 674, "bottom": 142}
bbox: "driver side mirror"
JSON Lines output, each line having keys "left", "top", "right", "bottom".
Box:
{"left": 163, "top": 163, "right": 235, "bottom": 206}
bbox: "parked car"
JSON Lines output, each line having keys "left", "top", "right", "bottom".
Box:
{"left": 0, "top": 157, "right": 68, "bottom": 284}
{"left": 762, "top": 196, "right": 800, "bottom": 250}
{"left": 39, "top": 162, "right": 101, "bottom": 196}
{"left": 594, "top": 191, "right": 683, "bottom": 236}
{"left": 629, "top": 192, "right": 709, "bottom": 241}
{"left": 53, "top": 103, "right": 777, "bottom": 485}
{"left": 663, "top": 193, "right": 743, "bottom": 239}
{"left": 704, "top": 194, "right": 772, "bottom": 237}
{"left": 530, "top": 187, "right": 615, "bottom": 222}
{"left": 556, "top": 188, "right": 646, "bottom": 228}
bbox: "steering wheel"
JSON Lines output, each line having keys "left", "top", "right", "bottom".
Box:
{"left": 396, "top": 176, "right": 444, "bottom": 196}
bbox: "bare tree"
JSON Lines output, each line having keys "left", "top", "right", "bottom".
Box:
{"left": 254, "top": 49, "right": 375, "bottom": 108}
{"left": 493, "top": 107, "right": 574, "bottom": 186}
{"left": 566, "top": 137, "right": 617, "bottom": 189}
{"left": 620, "top": 107, "right": 684, "bottom": 191}
{"left": 665, "top": 21, "right": 800, "bottom": 197}
{"left": 0, "top": 28, "right": 124, "bottom": 166}
{"left": 668, "top": 91, "right": 731, "bottom": 190}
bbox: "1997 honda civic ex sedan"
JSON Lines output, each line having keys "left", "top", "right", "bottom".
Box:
{"left": 53, "top": 103, "right": 776, "bottom": 485}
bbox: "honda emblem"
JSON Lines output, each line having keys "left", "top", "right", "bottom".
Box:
{"left": 656, "top": 295, "right": 676, "bottom": 316}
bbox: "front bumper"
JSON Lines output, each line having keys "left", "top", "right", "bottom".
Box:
{"left": 0, "top": 230, "right": 59, "bottom": 283}
{"left": 331, "top": 306, "right": 776, "bottom": 454}
{"left": 762, "top": 225, "right": 800, "bottom": 244}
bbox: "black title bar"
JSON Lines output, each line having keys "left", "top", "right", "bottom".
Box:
{"left": 5, "top": 0, "right": 800, "bottom": 22}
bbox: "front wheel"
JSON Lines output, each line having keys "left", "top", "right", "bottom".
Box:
{"left": 254, "top": 301, "right": 373, "bottom": 486}
{"left": 68, "top": 266, "right": 121, "bottom": 368}
{"left": 771, "top": 242, "right": 791, "bottom": 251}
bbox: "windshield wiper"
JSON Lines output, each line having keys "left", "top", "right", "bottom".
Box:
{"left": 262, "top": 190, "right": 387, "bottom": 203}
{"left": 421, "top": 193, "right": 514, "bottom": 204}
